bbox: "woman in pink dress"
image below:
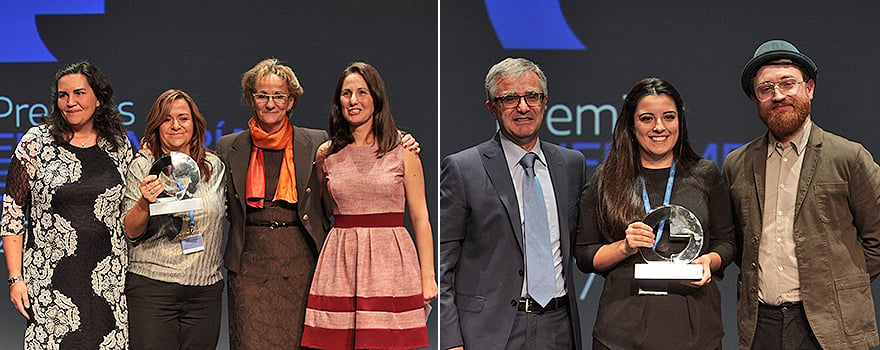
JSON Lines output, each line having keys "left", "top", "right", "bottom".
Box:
{"left": 301, "top": 62, "right": 437, "bottom": 349}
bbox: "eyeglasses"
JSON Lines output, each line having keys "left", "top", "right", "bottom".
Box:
{"left": 492, "top": 92, "right": 545, "bottom": 109}
{"left": 252, "top": 93, "right": 290, "bottom": 104}
{"left": 754, "top": 79, "right": 806, "bottom": 102}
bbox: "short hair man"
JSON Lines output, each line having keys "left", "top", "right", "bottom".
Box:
{"left": 724, "top": 39, "right": 880, "bottom": 350}
{"left": 439, "top": 57, "right": 584, "bottom": 350}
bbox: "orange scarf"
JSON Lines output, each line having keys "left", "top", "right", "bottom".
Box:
{"left": 246, "top": 116, "right": 297, "bottom": 208}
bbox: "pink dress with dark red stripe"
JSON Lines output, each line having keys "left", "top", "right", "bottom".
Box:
{"left": 301, "top": 144, "right": 428, "bottom": 349}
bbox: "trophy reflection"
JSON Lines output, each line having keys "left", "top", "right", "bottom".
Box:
{"left": 634, "top": 205, "right": 704, "bottom": 294}
{"left": 148, "top": 151, "right": 204, "bottom": 215}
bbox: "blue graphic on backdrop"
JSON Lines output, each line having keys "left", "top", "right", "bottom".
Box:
{"left": 0, "top": 0, "right": 105, "bottom": 63}
{"left": 484, "top": 0, "right": 586, "bottom": 50}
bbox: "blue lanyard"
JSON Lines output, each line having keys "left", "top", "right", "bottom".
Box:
{"left": 170, "top": 172, "right": 196, "bottom": 228}
{"left": 640, "top": 161, "right": 675, "bottom": 249}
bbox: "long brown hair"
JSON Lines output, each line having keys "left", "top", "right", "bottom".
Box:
{"left": 143, "top": 89, "right": 213, "bottom": 181}
{"left": 596, "top": 77, "right": 700, "bottom": 241}
{"left": 328, "top": 62, "right": 399, "bottom": 157}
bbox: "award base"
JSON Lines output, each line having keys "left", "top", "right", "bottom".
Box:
{"left": 634, "top": 262, "right": 703, "bottom": 280}
{"left": 150, "top": 197, "right": 204, "bottom": 216}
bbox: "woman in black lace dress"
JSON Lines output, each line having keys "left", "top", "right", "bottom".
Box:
{"left": 1, "top": 61, "right": 132, "bottom": 349}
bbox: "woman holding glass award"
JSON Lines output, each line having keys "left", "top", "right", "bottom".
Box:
{"left": 575, "top": 77, "right": 736, "bottom": 349}
{"left": 122, "top": 89, "right": 226, "bottom": 349}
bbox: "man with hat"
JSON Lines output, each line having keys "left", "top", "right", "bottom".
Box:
{"left": 723, "top": 39, "right": 880, "bottom": 349}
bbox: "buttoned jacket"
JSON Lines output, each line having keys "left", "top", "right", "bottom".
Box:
{"left": 440, "top": 134, "right": 584, "bottom": 350}
{"left": 217, "top": 124, "right": 330, "bottom": 273}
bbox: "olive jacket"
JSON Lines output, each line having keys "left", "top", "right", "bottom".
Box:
{"left": 723, "top": 123, "right": 880, "bottom": 350}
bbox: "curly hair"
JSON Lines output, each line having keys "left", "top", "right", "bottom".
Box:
{"left": 240, "top": 58, "right": 304, "bottom": 114}
{"left": 45, "top": 61, "right": 127, "bottom": 150}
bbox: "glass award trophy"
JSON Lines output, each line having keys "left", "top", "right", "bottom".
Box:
{"left": 148, "top": 151, "right": 204, "bottom": 216}
{"left": 633, "top": 204, "right": 703, "bottom": 281}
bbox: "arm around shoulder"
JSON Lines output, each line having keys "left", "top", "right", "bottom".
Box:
{"left": 315, "top": 140, "right": 331, "bottom": 167}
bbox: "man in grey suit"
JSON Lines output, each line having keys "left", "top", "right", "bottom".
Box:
{"left": 724, "top": 39, "right": 880, "bottom": 350}
{"left": 440, "top": 57, "right": 584, "bottom": 350}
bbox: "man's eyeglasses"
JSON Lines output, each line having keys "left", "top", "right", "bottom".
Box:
{"left": 253, "top": 93, "right": 290, "bottom": 104}
{"left": 754, "top": 79, "right": 806, "bottom": 102}
{"left": 492, "top": 92, "right": 545, "bottom": 109}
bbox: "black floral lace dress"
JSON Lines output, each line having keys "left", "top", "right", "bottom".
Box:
{"left": 1, "top": 125, "right": 132, "bottom": 349}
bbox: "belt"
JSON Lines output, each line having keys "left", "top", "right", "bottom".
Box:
{"left": 759, "top": 301, "right": 803, "bottom": 311}
{"left": 246, "top": 220, "right": 301, "bottom": 229}
{"left": 517, "top": 296, "right": 568, "bottom": 314}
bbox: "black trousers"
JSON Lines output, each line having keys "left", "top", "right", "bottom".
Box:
{"left": 504, "top": 303, "right": 573, "bottom": 350}
{"left": 752, "top": 302, "right": 821, "bottom": 350}
{"left": 126, "top": 272, "right": 224, "bottom": 350}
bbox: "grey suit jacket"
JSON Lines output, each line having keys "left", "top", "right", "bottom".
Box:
{"left": 723, "top": 123, "right": 880, "bottom": 350}
{"left": 439, "top": 134, "right": 585, "bottom": 350}
{"left": 217, "top": 124, "right": 330, "bottom": 274}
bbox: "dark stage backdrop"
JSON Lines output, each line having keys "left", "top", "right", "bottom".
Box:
{"left": 442, "top": 1, "right": 880, "bottom": 349}
{"left": 0, "top": 1, "right": 437, "bottom": 349}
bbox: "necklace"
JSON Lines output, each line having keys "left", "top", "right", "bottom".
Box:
{"left": 73, "top": 134, "right": 96, "bottom": 147}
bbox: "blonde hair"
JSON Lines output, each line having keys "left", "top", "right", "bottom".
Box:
{"left": 241, "top": 58, "right": 304, "bottom": 114}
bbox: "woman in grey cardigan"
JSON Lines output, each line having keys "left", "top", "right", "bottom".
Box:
{"left": 122, "top": 89, "right": 226, "bottom": 350}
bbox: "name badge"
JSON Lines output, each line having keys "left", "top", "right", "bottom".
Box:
{"left": 181, "top": 234, "right": 205, "bottom": 254}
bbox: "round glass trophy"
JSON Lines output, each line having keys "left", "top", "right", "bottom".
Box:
{"left": 148, "top": 151, "right": 203, "bottom": 215}
{"left": 634, "top": 204, "right": 704, "bottom": 280}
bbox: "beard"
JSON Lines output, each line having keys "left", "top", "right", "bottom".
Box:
{"left": 757, "top": 95, "right": 811, "bottom": 141}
